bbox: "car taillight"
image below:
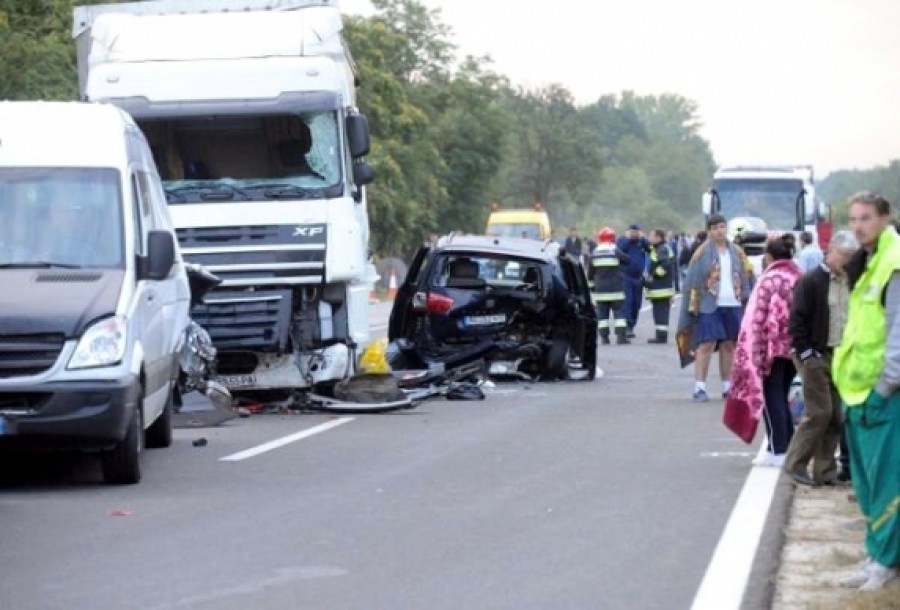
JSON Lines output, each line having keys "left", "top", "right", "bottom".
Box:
{"left": 425, "top": 292, "right": 454, "bottom": 314}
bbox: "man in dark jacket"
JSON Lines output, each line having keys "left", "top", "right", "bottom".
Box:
{"left": 616, "top": 223, "right": 650, "bottom": 338}
{"left": 784, "top": 230, "right": 858, "bottom": 486}
{"left": 564, "top": 227, "right": 583, "bottom": 258}
{"left": 645, "top": 229, "right": 676, "bottom": 343}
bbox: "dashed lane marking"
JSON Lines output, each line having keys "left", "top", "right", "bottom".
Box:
{"left": 219, "top": 417, "right": 355, "bottom": 462}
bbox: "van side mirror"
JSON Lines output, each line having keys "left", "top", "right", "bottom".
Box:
{"left": 346, "top": 114, "right": 371, "bottom": 158}
{"left": 141, "top": 231, "right": 176, "bottom": 280}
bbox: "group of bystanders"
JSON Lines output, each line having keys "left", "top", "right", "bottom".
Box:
{"left": 678, "top": 192, "right": 900, "bottom": 591}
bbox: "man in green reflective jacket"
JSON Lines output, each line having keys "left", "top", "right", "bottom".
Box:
{"left": 833, "top": 191, "right": 900, "bottom": 591}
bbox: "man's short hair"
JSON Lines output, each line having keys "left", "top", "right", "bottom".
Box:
{"left": 706, "top": 214, "right": 726, "bottom": 229}
{"left": 799, "top": 231, "right": 814, "bottom": 246}
{"left": 848, "top": 191, "right": 892, "bottom": 216}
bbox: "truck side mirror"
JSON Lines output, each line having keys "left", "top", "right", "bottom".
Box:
{"left": 141, "top": 230, "right": 176, "bottom": 280}
{"left": 701, "top": 192, "right": 713, "bottom": 215}
{"left": 346, "top": 114, "right": 371, "bottom": 158}
{"left": 795, "top": 191, "right": 806, "bottom": 231}
{"left": 352, "top": 161, "right": 375, "bottom": 187}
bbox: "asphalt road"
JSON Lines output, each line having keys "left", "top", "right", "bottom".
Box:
{"left": 0, "top": 301, "right": 761, "bottom": 610}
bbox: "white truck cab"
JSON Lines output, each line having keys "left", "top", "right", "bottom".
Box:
{"left": 0, "top": 101, "right": 191, "bottom": 484}
{"left": 73, "top": 0, "right": 377, "bottom": 392}
{"left": 73, "top": 0, "right": 377, "bottom": 397}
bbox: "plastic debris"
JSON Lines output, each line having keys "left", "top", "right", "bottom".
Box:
{"left": 359, "top": 338, "right": 391, "bottom": 374}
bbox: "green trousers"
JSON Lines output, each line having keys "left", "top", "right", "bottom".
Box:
{"left": 844, "top": 393, "right": 900, "bottom": 567}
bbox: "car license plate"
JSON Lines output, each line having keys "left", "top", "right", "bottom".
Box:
{"left": 215, "top": 374, "right": 257, "bottom": 388}
{"left": 464, "top": 314, "right": 506, "bottom": 326}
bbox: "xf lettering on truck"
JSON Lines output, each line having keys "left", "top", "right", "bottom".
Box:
{"left": 293, "top": 226, "right": 324, "bottom": 238}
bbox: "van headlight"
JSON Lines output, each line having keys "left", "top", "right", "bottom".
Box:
{"left": 68, "top": 316, "right": 127, "bottom": 369}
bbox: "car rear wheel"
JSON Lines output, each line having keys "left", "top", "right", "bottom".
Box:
{"left": 546, "top": 339, "right": 569, "bottom": 378}
{"left": 547, "top": 339, "right": 596, "bottom": 381}
{"left": 101, "top": 392, "right": 143, "bottom": 485}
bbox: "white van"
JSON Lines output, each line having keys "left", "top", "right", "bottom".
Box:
{"left": 0, "top": 101, "right": 191, "bottom": 484}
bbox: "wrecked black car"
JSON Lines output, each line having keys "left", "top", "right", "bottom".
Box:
{"left": 388, "top": 235, "right": 597, "bottom": 381}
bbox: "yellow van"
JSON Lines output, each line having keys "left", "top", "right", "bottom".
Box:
{"left": 485, "top": 203, "right": 552, "bottom": 240}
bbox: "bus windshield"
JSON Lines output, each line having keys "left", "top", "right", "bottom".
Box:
{"left": 713, "top": 178, "right": 807, "bottom": 230}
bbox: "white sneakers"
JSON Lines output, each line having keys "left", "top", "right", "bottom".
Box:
{"left": 751, "top": 452, "right": 786, "bottom": 467}
{"left": 839, "top": 557, "right": 898, "bottom": 590}
{"left": 840, "top": 557, "right": 874, "bottom": 588}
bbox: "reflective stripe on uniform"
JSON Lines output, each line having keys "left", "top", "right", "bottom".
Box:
{"left": 598, "top": 320, "right": 610, "bottom": 329}
{"left": 593, "top": 292, "right": 625, "bottom": 302}
{"left": 655, "top": 324, "right": 669, "bottom": 332}
{"left": 646, "top": 288, "right": 675, "bottom": 299}
{"left": 614, "top": 319, "right": 627, "bottom": 328}
{"left": 592, "top": 258, "right": 619, "bottom": 267}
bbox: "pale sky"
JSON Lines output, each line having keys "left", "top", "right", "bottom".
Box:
{"left": 340, "top": 0, "right": 900, "bottom": 178}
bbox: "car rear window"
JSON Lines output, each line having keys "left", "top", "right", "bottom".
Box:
{"left": 433, "top": 254, "right": 546, "bottom": 288}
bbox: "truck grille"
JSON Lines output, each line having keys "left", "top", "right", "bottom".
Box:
{"left": 176, "top": 224, "right": 327, "bottom": 286}
{"left": 0, "top": 334, "right": 65, "bottom": 378}
{"left": 192, "top": 289, "right": 293, "bottom": 351}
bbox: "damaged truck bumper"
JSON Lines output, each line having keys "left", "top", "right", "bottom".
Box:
{"left": 215, "top": 343, "right": 351, "bottom": 391}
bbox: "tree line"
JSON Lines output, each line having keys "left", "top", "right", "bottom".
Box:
{"left": 4, "top": 0, "right": 898, "bottom": 257}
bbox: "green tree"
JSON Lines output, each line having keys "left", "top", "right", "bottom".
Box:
{"left": 819, "top": 159, "right": 900, "bottom": 227}
{"left": 345, "top": 6, "right": 450, "bottom": 256}
{"left": 0, "top": 0, "right": 78, "bottom": 100}
{"left": 501, "top": 84, "right": 601, "bottom": 208}
{"left": 423, "top": 57, "right": 511, "bottom": 233}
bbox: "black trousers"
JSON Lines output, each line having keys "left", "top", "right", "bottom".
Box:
{"left": 762, "top": 357, "right": 797, "bottom": 454}
{"left": 649, "top": 297, "right": 671, "bottom": 339}
{"left": 596, "top": 300, "right": 626, "bottom": 337}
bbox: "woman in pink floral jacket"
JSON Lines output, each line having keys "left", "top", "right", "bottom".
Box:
{"left": 724, "top": 235, "right": 801, "bottom": 466}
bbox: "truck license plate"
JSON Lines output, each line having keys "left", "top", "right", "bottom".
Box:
{"left": 464, "top": 314, "right": 506, "bottom": 326}
{"left": 215, "top": 374, "right": 257, "bottom": 388}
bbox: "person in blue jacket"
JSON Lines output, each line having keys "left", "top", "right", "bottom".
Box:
{"left": 616, "top": 223, "right": 650, "bottom": 338}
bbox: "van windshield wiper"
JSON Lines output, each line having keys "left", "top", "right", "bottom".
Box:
{"left": 0, "top": 261, "right": 83, "bottom": 269}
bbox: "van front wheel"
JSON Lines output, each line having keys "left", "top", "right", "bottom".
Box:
{"left": 145, "top": 385, "right": 174, "bottom": 449}
{"left": 101, "top": 395, "right": 143, "bottom": 485}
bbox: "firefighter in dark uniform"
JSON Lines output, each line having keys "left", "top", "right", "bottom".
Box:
{"left": 591, "top": 227, "right": 629, "bottom": 344}
{"left": 644, "top": 228, "right": 676, "bottom": 344}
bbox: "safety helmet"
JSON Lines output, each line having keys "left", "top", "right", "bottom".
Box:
{"left": 597, "top": 227, "right": 616, "bottom": 243}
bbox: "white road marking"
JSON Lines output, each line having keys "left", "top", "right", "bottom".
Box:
{"left": 219, "top": 417, "right": 355, "bottom": 462}
{"left": 691, "top": 441, "right": 780, "bottom": 610}
{"left": 699, "top": 451, "right": 757, "bottom": 458}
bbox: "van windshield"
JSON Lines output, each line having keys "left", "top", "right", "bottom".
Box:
{"left": 138, "top": 111, "right": 344, "bottom": 204}
{"left": 0, "top": 168, "right": 124, "bottom": 268}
